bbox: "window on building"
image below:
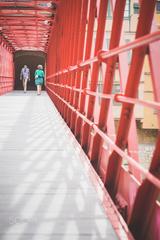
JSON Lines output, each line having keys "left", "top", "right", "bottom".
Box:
{"left": 107, "top": 0, "right": 112, "bottom": 18}
{"left": 112, "top": 83, "right": 121, "bottom": 105}
{"left": 107, "top": 0, "right": 130, "bottom": 19}
{"left": 124, "top": 0, "right": 131, "bottom": 18}
{"left": 112, "top": 83, "right": 121, "bottom": 94}
{"left": 156, "top": 1, "right": 160, "bottom": 13}
{"left": 125, "top": 39, "right": 132, "bottom": 64}
{"left": 106, "top": 38, "right": 110, "bottom": 49}
{"left": 133, "top": 3, "right": 140, "bottom": 14}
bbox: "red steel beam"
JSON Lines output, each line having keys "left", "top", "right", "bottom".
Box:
{"left": 81, "top": 0, "right": 108, "bottom": 151}
{"left": 47, "top": 31, "right": 160, "bottom": 79}
{"left": 87, "top": 0, "right": 126, "bottom": 174}
{"left": 115, "top": 94, "right": 160, "bottom": 111}
{"left": 105, "top": 0, "right": 156, "bottom": 196}
{"left": 128, "top": 1, "right": 160, "bottom": 239}
{"left": 46, "top": 1, "right": 160, "bottom": 239}
{"left": 46, "top": 85, "right": 160, "bottom": 190}
{"left": 70, "top": 0, "right": 89, "bottom": 132}
{"left": 66, "top": 0, "right": 83, "bottom": 126}
{"left": 74, "top": 0, "right": 96, "bottom": 140}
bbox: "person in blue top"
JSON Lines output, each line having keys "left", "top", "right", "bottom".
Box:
{"left": 35, "top": 65, "right": 44, "bottom": 95}
{"left": 20, "top": 65, "right": 30, "bottom": 93}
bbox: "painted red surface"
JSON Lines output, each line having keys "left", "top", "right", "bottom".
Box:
{"left": 46, "top": 1, "right": 160, "bottom": 239}
{"left": 0, "top": 0, "right": 160, "bottom": 239}
{"left": 0, "top": 36, "right": 14, "bottom": 95}
{"left": 0, "top": 0, "right": 58, "bottom": 52}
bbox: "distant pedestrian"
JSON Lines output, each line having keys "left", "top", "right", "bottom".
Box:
{"left": 35, "top": 65, "right": 44, "bottom": 95}
{"left": 20, "top": 65, "right": 30, "bottom": 93}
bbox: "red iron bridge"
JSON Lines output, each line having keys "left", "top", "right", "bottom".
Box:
{"left": 0, "top": 0, "right": 160, "bottom": 239}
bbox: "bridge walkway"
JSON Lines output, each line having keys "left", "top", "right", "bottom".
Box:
{"left": 0, "top": 91, "right": 125, "bottom": 240}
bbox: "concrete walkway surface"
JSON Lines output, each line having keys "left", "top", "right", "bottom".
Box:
{"left": 0, "top": 91, "right": 118, "bottom": 240}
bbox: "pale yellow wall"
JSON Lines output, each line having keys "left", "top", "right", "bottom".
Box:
{"left": 155, "top": 12, "right": 160, "bottom": 27}
{"left": 143, "top": 57, "right": 158, "bottom": 129}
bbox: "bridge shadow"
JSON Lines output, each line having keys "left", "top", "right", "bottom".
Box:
{"left": 0, "top": 91, "right": 117, "bottom": 240}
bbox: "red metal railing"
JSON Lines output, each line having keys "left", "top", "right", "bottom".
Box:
{"left": 0, "top": 36, "right": 14, "bottom": 95}
{"left": 46, "top": 0, "right": 160, "bottom": 239}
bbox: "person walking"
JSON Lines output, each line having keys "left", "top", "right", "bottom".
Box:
{"left": 20, "top": 65, "right": 30, "bottom": 93}
{"left": 35, "top": 65, "right": 44, "bottom": 95}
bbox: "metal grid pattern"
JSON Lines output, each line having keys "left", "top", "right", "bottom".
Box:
{"left": 46, "top": 1, "right": 160, "bottom": 239}
{"left": 0, "top": 36, "right": 14, "bottom": 95}
{"left": 0, "top": 0, "right": 58, "bottom": 52}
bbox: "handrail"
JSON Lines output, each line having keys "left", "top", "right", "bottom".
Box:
{"left": 47, "top": 85, "right": 160, "bottom": 189}
{"left": 115, "top": 94, "right": 160, "bottom": 112}
{"left": 46, "top": 1, "right": 160, "bottom": 238}
{"left": 0, "top": 76, "right": 13, "bottom": 79}
{"left": 47, "top": 81, "right": 160, "bottom": 111}
{"left": 47, "top": 31, "right": 160, "bottom": 79}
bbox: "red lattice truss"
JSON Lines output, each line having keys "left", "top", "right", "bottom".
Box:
{"left": 0, "top": 0, "right": 59, "bottom": 52}
{"left": 0, "top": 0, "right": 160, "bottom": 239}
{"left": 46, "top": 1, "right": 160, "bottom": 239}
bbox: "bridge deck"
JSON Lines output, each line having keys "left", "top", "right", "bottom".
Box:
{"left": 0, "top": 91, "right": 120, "bottom": 240}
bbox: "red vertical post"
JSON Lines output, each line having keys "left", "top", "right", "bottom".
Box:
{"left": 64, "top": 1, "right": 75, "bottom": 121}
{"left": 128, "top": 0, "right": 160, "bottom": 238}
{"left": 62, "top": 1, "right": 72, "bottom": 117}
{"left": 66, "top": 0, "right": 82, "bottom": 126}
{"left": 66, "top": 0, "right": 83, "bottom": 126}
{"left": 46, "top": 2, "right": 160, "bottom": 239}
{"left": 70, "top": 0, "right": 89, "bottom": 132}
{"left": 87, "top": 0, "right": 126, "bottom": 170}
{"left": 81, "top": 0, "right": 108, "bottom": 151}
{"left": 0, "top": 38, "right": 14, "bottom": 95}
{"left": 129, "top": 133, "right": 160, "bottom": 239}
{"left": 111, "top": 0, "right": 141, "bottom": 181}
{"left": 59, "top": 1, "right": 69, "bottom": 115}
{"left": 75, "top": 0, "right": 97, "bottom": 140}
